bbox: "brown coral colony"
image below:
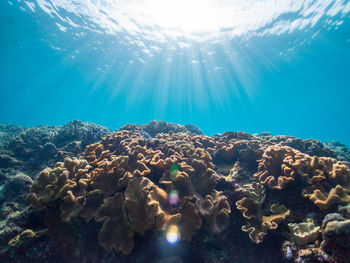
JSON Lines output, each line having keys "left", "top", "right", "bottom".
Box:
{"left": 28, "top": 127, "right": 350, "bottom": 257}
{"left": 28, "top": 130, "right": 232, "bottom": 254}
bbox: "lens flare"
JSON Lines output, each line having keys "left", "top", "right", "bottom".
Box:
{"left": 166, "top": 225, "right": 180, "bottom": 244}
{"left": 170, "top": 163, "right": 179, "bottom": 180}
{"left": 168, "top": 189, "right": 179, "bottom": 206}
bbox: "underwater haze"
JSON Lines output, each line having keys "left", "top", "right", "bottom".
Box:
{"left": 0, "top": 0, "right": 350, "bottom": 146}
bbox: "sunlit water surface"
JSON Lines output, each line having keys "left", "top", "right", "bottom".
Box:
{"left": 0, "top": 0, "right": 349, "bottom": 145}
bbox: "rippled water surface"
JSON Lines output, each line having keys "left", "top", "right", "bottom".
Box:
{"left": 0, "top": 0, "right": 349, "bottom": 145}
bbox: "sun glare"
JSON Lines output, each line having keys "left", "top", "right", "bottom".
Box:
{"left": 137, "top": 0, "right": 224, "bottom": 33}
{"left": 38, "top": 0, "right": 349, "bottom": 42}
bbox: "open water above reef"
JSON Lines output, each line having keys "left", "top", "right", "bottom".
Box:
{"left": 0, "top": 1, "right": 350, "bottom": 144}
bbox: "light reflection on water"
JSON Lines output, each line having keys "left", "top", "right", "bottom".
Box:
{"left": 18, "top": 0, "right": 350, "bottom": 46}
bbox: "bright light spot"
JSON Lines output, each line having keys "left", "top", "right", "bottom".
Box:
{"left": 170, "top": 163, "right": 179, "bottom": 179}
{"left": 169, "top": 190, "right": 179, "bottom": 206}
{"left": 166, "top": 225, "right": 180, "bottom": 244}
{"left": 139, "top": 0, "right": 222, "bottom": 33}
{"left": 37, "top": 0, "right": 350, "bottom": 42}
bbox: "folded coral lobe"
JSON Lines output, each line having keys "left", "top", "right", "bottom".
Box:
{"left": 95, "top": 192, "right": 135, "bottom": 255}
{"left": 236, "top": 182, "right": 290, "bottom": 244}
{"left": 254, "top": 145, "right": 307, "bottom": 190}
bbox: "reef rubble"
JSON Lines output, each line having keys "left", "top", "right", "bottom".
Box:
{"left": 0, "top": 120, "right": 349, "bottom": 263}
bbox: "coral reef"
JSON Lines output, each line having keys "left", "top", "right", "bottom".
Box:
{"left": 326, "top": 141, "right": 350, "bottom": 163}
{"left": 1, "top": 173, "right": 33, "bottom": 207}
{"left": 0, "top": 120, "right": 111, "bottom": 176}
{"left": 118, "top": 120, "right": 203, "bottom": 138}
{"left": 27, "top": 129, "right": 231, "bottom": 255}
{"left": 0, "top": 120, "right": 111, "bottom": 260}
{"left": 276, "top": 137, "right": 337, "bottom": 159}
{"left": 0, "top": 120, "right": 349, "bottom": 262}
{"left": 322, "top": 219, "right": 350, "bottom": 262}
{"left": 0, "top": 124, "right": 25, "bottom": 149}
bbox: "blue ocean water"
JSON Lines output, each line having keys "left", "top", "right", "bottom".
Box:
{"left": 0, "top": 0, "right": 349, "bottom": 146}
